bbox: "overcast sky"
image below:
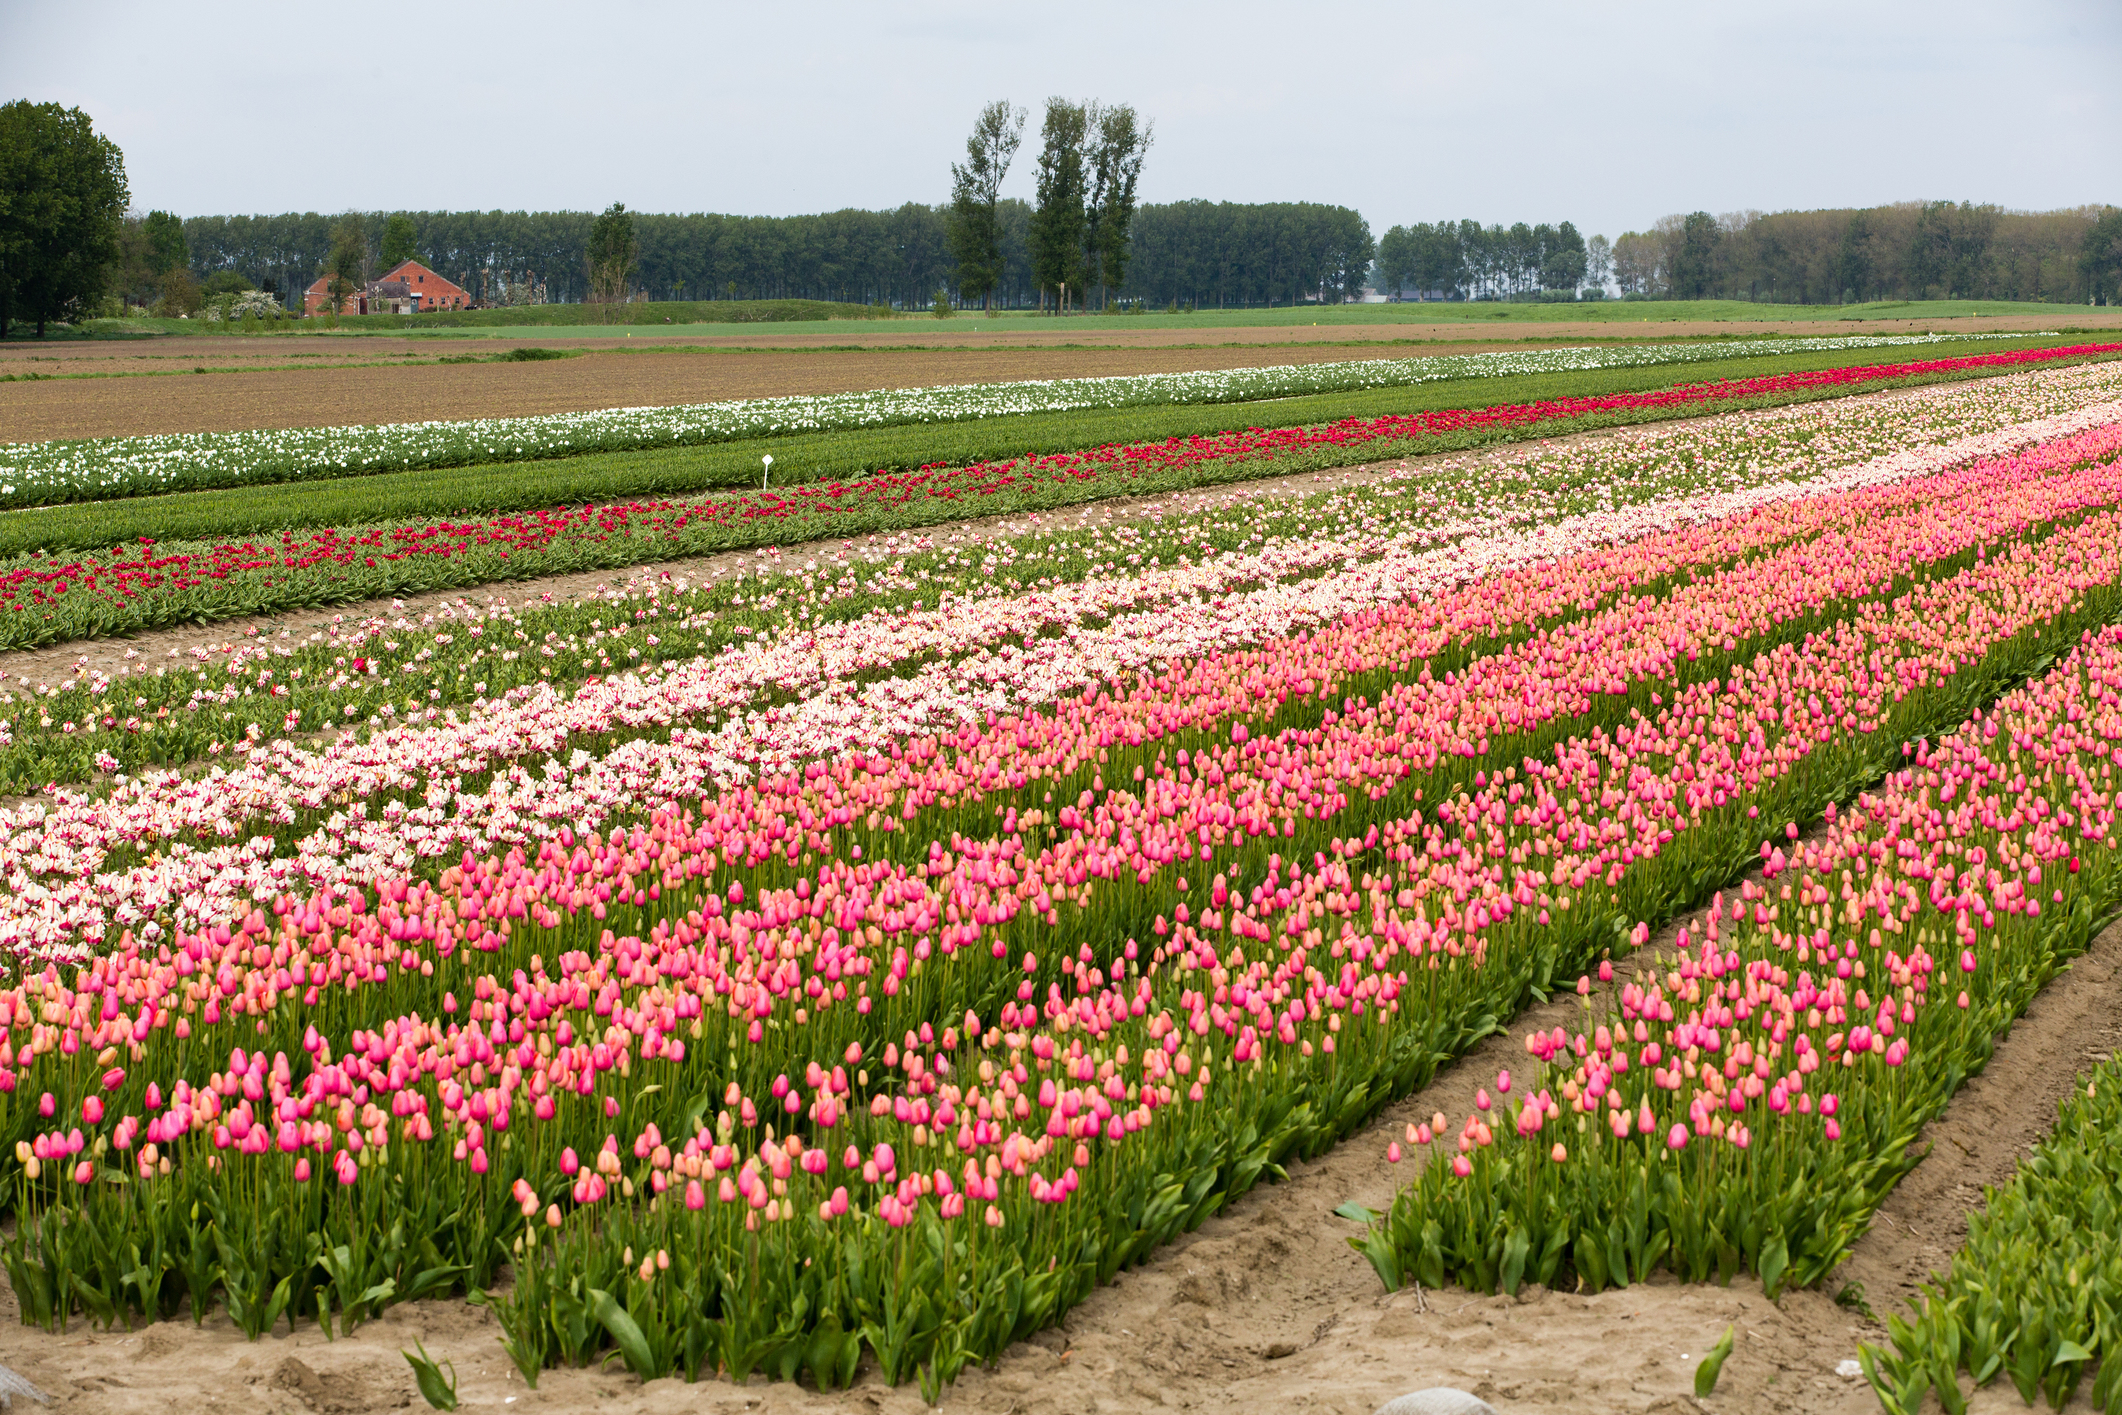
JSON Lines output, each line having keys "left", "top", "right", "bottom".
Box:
{"left": 4, "top": 0, "right": 2117, "bottom": 240}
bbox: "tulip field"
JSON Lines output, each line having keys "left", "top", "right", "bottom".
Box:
{"left": 8, "top": 341, "right": 2122, "bottom": 1409}
{"left": 0, "top": 331, "right": 2034, "bottom": 508}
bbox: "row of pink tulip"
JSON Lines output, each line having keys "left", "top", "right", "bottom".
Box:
{"left": 6, "top": 411, "right": 2121, "bottom": 969}
{"left": 1363, "top": 613, "right": 2122, "bottom": 1298}
{"left": 6, "top": 418, "right": 2122, "bottom": 1374}
{"left": 12, "top": 426, "right": 2122, "bottom": 1198}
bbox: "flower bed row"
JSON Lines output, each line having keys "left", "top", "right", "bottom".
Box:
{"left": 1861, "top": 1053, "right": 2122, "bottom": 1415}
{"left": 0, "top": 333, "right": 2012, "bottom": 509}
{"left": 8, "top": 418, "right": 2121, "bottom": 965}
{"left": 3, "top": 440, "right": 2120, "bottom": 1387}
{"left": 1, "top": 343, "right": 2114, "bottom": 653}
{"left": 1355, "top": 620, "right": 2122, "bottom": 1317}
{"left": 11, "top": 358, "right": 2122, "bottom": 790}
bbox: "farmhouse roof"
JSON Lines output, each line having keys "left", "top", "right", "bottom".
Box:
{"left": 381, "top": 259, "right": 453, "bottom": 283}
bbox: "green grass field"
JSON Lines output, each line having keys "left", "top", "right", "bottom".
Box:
{"left": 57, "top": 297, "right": 2114, "bottom": 344}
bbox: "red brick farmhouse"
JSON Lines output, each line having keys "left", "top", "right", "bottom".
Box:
{"left": 304, "top": 260, "right": 473, "bottom": 316}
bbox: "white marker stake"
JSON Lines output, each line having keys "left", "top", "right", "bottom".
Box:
{"left": 762, "top": 453, "right": 773, "bottom": 489}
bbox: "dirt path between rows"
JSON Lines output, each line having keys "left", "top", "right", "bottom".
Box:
{"left": 8, "top": 854, "right": 2117, "bottom": 1415}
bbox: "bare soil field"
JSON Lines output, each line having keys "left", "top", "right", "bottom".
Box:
{"left": 6, "top": 341, "right": 1548, "bottom": 443}
{"left": 647, "top": 311, "right": 2122, "bottom": 351}
{"left": 1, "top": 344, "right": 468, "bottom": 376}
{"left": 9, "top": 311, "right": 2116, "bottom": 371}
{"left": 4, "top": 879, "right": 2112, "bottom": 1415}
{"left": 7, "top": 310, "right": 2119, "bottom": 444}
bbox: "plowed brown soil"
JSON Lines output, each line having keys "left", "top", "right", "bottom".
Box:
{"left": 639, "top": 311, "right": 2122, "bottom": 350}
{"left": 3, "top": 342, "right": 1526, "bottom": 443}
{"left": 9, "top": 309, "right": 2119, "bottom": 443}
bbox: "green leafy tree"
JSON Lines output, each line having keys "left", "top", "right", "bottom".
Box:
{"left": 1540, "top": 220, "right": 1588, "bottom": 291}
{"left": 0, "top": 100, "right": 130, "bottom": 337}
{"left": 1322, "top": 213, "right": 1375, "bottom": 303}
{"left": 106, "top": 214, "right": 158, "bottom": 311}
{"left": 1376, "top": 224, "right": 1411, "bottom": 298}
{"left": 1668, "top": 211, "right": 1722, "bottom": 299}
{"left": 143, "top": 209, "right": 187, "bottom": 275}
{"left": 1833, "top": 211, "right": 1875, "bottom": 303}
{"left": 1611, "top": 229, "right": 1659, "bottom": 296}
{"left": 585, "top": 202, "right": 637, "bottom": 320}
{"left": 380, "top": 213, "right": 420, "bottom": 271}
{"left": 322, "top": 215, "right": 366, "bottom": 318}
{"left": 155, "top": 266, "right": 201, "bottom": 317}
{"left": 1377, "top": 222, "right": 1463, "bottom": 299}
{"left": 1028, "top": 99, "right": 1088, "bottom": 312}
{"left": 2083, "top": 208, "right": 2122, "bottom": 306}
{"left": 947, "top": 101, "right": 1025, "bottom": 312}
{"left": 1084, "top": 103, "right": 1151, "bottom": 309}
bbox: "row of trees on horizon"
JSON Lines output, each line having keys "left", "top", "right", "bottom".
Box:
{"left": 1375, "top": 204, "right": 2122, "bottom": 306}
{"left": 165, "top": 201, "right": 1384, "bottom": 314}
{"left": 1608, "top": 204, "right": 2121, "bottom": 306}
{"left": 10, "top": 98, "right": 2122, "bottom": 335}
{"left": 157, "top": 201, "right": 2122, "bottom": 316}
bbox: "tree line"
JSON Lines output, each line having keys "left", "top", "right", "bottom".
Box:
{"left": 174, "top": 199, "right": 1380, "bottom": 312}
{"left": 13, "top": 98, "right": 2122, "bottom": 336}
{"left": 140, "top": 199, "right": 2122, "bottom": 316}
{"left": 1611, "top": 203, "right": 2122, "bottom": 305}
{"left": 1374, "top": 220, "right": 1594, "bottom": 300}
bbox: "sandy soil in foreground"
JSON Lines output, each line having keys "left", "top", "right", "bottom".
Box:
{"left": 2, "top": 890, "right": 2115, "bottom": 1415}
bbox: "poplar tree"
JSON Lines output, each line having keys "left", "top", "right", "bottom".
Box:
{"left": 1028, "top": 99, "right": 1087, "bottom": 313}
{"left": 947, "top": 101, "right": 1025, "bottom": 312}
{"left": 143, "top": 210, "right": 187, "bottom": 276}
{"left": 2084, "top": 208, "right": 2122, "bottom": 305}
{"left": 380, "top": 213, "right": 420, "bottom": 271}
{"left": 323, "top": 215, "right": 366, "bottom": 317}
{"left": 585, "top": 202, "right": 638, "bottom": 320}
{"left": 1084, "top": 104, "right": 1151, "bottom": 309}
